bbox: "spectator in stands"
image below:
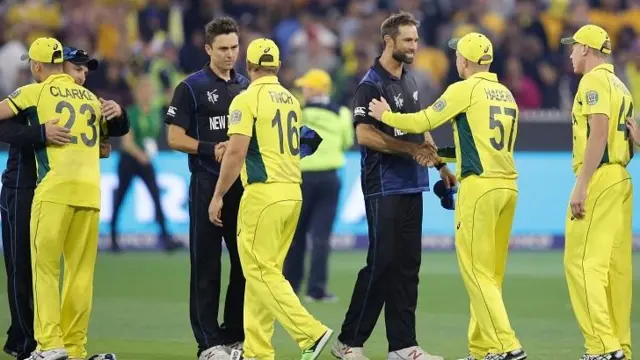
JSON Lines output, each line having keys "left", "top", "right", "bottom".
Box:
{"left": 505, "top": 56, "right": 542, "bottom": 109}
{"left": 110, "top": 75, "right": 181, "bottom": 253}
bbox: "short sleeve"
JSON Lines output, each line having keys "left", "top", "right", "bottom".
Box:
{"left": 5, "top": 84, "right": 40, "bottom": 115}
{"left": 352, "top": 83, "right": 381, "bottom": 127}
{"left": 165, "top": 82, "right": 195, "bottom": 129}
{"left": 580, "top": 73, "right": 611, "bottom": 117}
{"left": 227, "top": 94, "right": 254, "bottom": 137}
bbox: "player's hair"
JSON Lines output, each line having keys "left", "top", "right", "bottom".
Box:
{"left": 380, "top": 12, "right": 419, "bottom": 40}
{"left": 247, "top": 62, "right": 279, "bottom": 75}
{"left": 40, "top": 62, "right": 63, "bottom": 72}
{"left": 205, "top": 17, "right": 239, "bottom": 45}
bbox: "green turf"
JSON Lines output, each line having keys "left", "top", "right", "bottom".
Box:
{"left": 0, "top": 252, "right": 638, "bottom": 360}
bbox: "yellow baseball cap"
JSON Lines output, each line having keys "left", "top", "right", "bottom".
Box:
{"left": 246, "top": 38, "right": 280, "bottom": 67}
{"left": 561, "top": 24, "right": 612, "bottom": 55}
{"left": 20, "top": 37, "right": 64, "bottom": 64}
{"left": 294, "top": 69, "right": 332, "bottom": 92}
{"left": 448, "top": 32, "right": 493, "bottom": 65}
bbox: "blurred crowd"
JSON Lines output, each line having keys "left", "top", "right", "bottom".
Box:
{"left": 2, "top": 0, "right": 640, "bottom": 112}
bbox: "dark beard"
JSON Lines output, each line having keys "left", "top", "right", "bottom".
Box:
{"left": 392, "top": 50, "right": 414, "bottom": 64}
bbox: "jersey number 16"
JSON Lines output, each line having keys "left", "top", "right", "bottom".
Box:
{"left": 55, "top": 100, "right": 99, "bottom": 147}
{"left": 272, "top": 109, "right": 300, "bottom": 156}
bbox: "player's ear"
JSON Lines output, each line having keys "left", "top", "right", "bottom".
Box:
{"left": 382, "top": 34, "right": 393, "bottom": 48}
{"left": 581, "top": 44, "right": 589, "bottom": 56}
{"left": 204, "top": 43, "right": 213, "bottom": 56}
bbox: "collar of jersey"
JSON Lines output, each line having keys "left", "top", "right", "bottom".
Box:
{"left": 467, "top": 72, "right": 497, "bottom": 82}
{"left": 44, "top": 73, "right": 74, "bottom": 83}
{"left": 589, "top": 63, "right": 614, "bottom": 74}
{"left": 249, "top": 75, "right": 279, "bottom": 87}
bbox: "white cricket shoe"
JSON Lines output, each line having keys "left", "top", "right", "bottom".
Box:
{"left": 26, "top": 349, "right": 69, "bottom": 360}
{"left": 388, "top": 346, "right": 444, "bottom": 360}
{"left": 199, "top": 346, "right": 230, "bottom": 360}
{"left": 331, "top": 339, "right": 369, "bottom": 360}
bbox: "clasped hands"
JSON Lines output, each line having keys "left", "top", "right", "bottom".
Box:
{"left": 367, "top": 97, "right": 440, "bottom": 167}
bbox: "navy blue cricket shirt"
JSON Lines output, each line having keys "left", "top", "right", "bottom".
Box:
{"left": 352, "top": 57, "right": 429, "bottom": 197}
{"left": 164, "top": 63, "right": 249, "bottom": 176}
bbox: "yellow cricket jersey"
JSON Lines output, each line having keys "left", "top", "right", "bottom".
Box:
{"left": 5, "top": 74, "right": 103, "bottom": 209}
{"left": 380, "top": 72, "right": 519, "bottom": 180}
{"left": 571, "top": 63, "right": 633, "bottom": 174}
{"left": 227, "top": 76, "right": 302, "bottom": 186}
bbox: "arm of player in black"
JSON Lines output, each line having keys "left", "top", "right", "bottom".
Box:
{"left": 0, "top": 117, "right": 46, "bottom": 146}
{"left": 300, "top": 125, "right": 323, "bottom": 158}
{"left": 0, "top": 114, "right": 71, "bottom": 146}
{"left": 352, "top": 83, "right": 421, "bottom": 157}
{"left": 105, "top": 107, "right": 130, "bottom": 137}
{"left": 165, "top": 82, "right": 221, "bottom": 157}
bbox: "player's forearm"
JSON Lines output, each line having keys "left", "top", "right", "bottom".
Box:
{"left": 0, "top": 120, "right": 45, "bottom": 146}
{"left": 381, "top": 110, "right": 431, "bottom": 133}
{"left": 167, "top": 125, "right": 202, "bottom": 154}
{"left": 356, "top": 124, "right": 418, "bottom": 155}
{"left": 577, "top": 117, "right": 608, "bottom": 187}
{"left": 213, "top": 137, "right": 247, "bottom": 198}
{"left": 106, "top": 109, "right": 130, "bottom": 137}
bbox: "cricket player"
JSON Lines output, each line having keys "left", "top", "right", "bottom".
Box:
{"left": 369, "top": 32, "right": 527, "bottom": 360}
{"left": 561, "top": 24, "right": 633, "bottom": 360}
{"left": 208, "top": 38, "right": 332, "bottom": 360}
{"left": 1, "top": 45, "right": 128, "bottom": 360}
{"left": 0, "top": 37, "right": 105, "bottom": 360}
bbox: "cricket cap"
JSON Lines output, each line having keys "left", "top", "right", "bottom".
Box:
{"left": 63, "top": 47, "right": 99, "bottom": 71}
{"left": 448, "top": 32, "right": 493, "bottom": 65}
{"left": 294, "top": 69, "right": 332, "bottom": 92}
{"left": 21, "top": 37, "right": 64, "bottom": 64}
{"left": 246, "top": 38, "right": 280, "bottom": 67}
{"left": 561, "top": 24, "right": 612, "bottom": 55}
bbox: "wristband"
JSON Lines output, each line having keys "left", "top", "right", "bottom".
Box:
{"left": 435, "top": 162, "right": 446, "bottom": 170}
{"left": 197, "top": 141, "right": 216, "bottom": 157}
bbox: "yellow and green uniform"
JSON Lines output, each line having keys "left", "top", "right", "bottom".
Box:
{"left": 228, "top": 74, "right": 328, "bottom": 360}
{"left": 565, "top": 62, "right": 633, "bottom": 359}
{"left": 6, "top": 73, "right": 103, "bottom": 359}
{"left": 380, "top": 70, "right": 522, "bottom": 358}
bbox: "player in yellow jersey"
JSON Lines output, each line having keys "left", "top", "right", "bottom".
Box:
{"left": 561, "top": 25, "right": 633, "bottom": 360}
{"left": 207, "top": 38, "right": 332, "bottom": 360}
{"left": 0, "top": 38, "right": 104, "bottom": 360}
{"left": 368, "top": 32, "right": 527, "bottom": 360}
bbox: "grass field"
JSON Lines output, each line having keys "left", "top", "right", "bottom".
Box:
{"left": 0, "top": 251, "right": 638, "bottom": 360}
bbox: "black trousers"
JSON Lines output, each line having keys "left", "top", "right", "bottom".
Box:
{"left": 338, "top": 193, "right": 423, "bottom": 352}
{"left": 284, "top": 170, "right": 340, "bottom": 297}
{"left": 1, "top": 187, "right": 37, "bottom": 360}
{"left": 111, "top": 153, "right": 169, "bottom": 247}
{"left": 189, "top": 172, "right": 245, "bottom": 355}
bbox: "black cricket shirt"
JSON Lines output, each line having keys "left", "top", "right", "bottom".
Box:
{"left": 353, "top": 57, "right": 429, "bottom": 198}
{"left": 165, "top": 63, "right": 249, "bottom": 176}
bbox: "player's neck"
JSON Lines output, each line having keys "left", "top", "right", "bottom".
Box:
{"left": 379, "top": 51, "right": 403, "bottom": 78}
{"left": 583, "top": 57, "right": 606, "bottom": 74}
{"left": 210, "top": 62, "right": 231, "bottom": 81}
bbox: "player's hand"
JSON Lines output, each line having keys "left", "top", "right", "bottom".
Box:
{"left": 439, "top": 165, "right": 457, "bottom": 189}
{"left": 215, "top": 141, "right": 228, "bottom": 163}
{"left": 138, "top": 153, "right": 150, "bottom": 165}
{"left": 368, "top": 97, "right": 391, "bottom": 121}
{"left": 626, "top": 117, "right": 640, "bottom": 145}
{"left": 44, "top": 118, "right": 72, "bottom": 145}
{"left": 99, "top": 140, "right": 112, "bottom": 158}
{"left": 100, "top": 98, "right": 123, "bottom": 120}
{"left": 570, "top": 183, "right": 587, "bottom": 220}
{"left": 412, "top": 143, "right": 439, "bottom": 167}
{"left": 209, "top": 194, "right": 224, "bottom": 226}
